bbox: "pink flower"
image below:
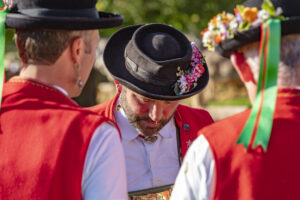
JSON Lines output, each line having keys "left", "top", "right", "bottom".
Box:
{"left": 174, "top": 43, "right": 206, "bottom": 95}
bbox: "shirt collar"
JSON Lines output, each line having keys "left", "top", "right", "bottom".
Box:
{"left": 159, "top": 117, "right": 176, "bottom": 139}
{"left": 53, "top": 85, "right": 68, "bottom": 96}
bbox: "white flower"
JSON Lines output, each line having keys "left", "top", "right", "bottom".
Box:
{"left": 178, "top": 76, "right": 191, "bottom": 94}
{"left": 202, "top": 31, "right": 214, "bottom": 45}
{"left": 229, "top": 19, "right": 239, "bottom": 35}
{"left": 275, "top": 7, "right": 283, "bottom": 16}
{"left": 217, "top": 22, "right": 227, "bottom": 33}
{"left": 227, "top": 13, "right": 235, "bottom": 19}
{"left": 258, "top": 10, "right": 270, "bottom": 22}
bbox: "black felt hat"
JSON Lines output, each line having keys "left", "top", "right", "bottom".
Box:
{"left": 103, "top": 24, "right": 209, "bottom": 101}
{"left": 4, "top": 0, "right": 123, "bottom": 30}
{"left": 216, "top": 0, "right": 300, "bottom": 57}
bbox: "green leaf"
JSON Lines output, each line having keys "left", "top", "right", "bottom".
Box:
{"left": 236, "top": 5, "right": 245, "bottom": 14}
{"left": 276, "top": 15, "right": 287, "bottom": 21}
{"left": 174, "top": 84, "right": 180, "bottom": 95}
{"left": 261, "top": 0, "right": 276, "bottom": 16}
{"left": 238, "top": 21, "right": 251, "bottom": 31}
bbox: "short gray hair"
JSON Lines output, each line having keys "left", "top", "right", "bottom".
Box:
{"left": 15, "top": 29, "right": 93, "bottom": 65}
{"left": 239, "top": 34, "right": 300, "bottom": 88}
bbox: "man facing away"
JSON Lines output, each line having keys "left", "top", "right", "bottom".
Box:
{"left": 0, "top": 0, "right": 128, "bottom": 199}
{"left": 89, "top": 23, "right": 214, "bottom": 199}
{"left": 171, "top": 0, "right": 300, "bottom": 199}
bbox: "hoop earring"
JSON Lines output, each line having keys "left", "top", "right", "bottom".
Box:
{"left": 73, "top": 63, "right": 83, "bottom": 88}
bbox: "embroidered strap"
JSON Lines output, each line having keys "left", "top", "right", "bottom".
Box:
{"left": 237, "top": 19, "right": 281, "bottom": 151}
{"left": 0, "top": 6, "right": 7, "bottom": 110}
{"left": 128, "top": 184, "right": 173, "bottom": 200}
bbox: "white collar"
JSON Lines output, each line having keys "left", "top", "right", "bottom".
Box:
{"left": 53, "top": 85, "right": 68, "bottom": 96}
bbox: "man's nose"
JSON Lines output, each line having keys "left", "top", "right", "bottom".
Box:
{"left": 148, "top": 102, "right": 163, "bottom": 122}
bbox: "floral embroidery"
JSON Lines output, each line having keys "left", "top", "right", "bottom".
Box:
{"left": 174, "top": 42, "right": 206, "bottom": 95}
{"left": 201, "top": 0, "right": 286, "bottom": 51}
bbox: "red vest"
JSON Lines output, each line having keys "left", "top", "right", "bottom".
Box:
{"left": 203, "top": 88, "right": 300, "bottom": 200}
{"left": 89, "top": 93, "right": 213, "bottom": 158}
{"left": 0, "top": 78, "right": 111, "bottom": 200}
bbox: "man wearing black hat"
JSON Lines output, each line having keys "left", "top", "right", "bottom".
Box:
{"left": 0, "top": 0, "right": 128, "bottom": 199}
{"left": 89, "top": 23, "right": 214, "bottom": 199}
{"left": 171, "top": 0, "right": 300, "bottom": 199}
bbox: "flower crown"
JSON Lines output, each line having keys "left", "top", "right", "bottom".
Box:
{"left": 201, "top": 0, "right": 286, "bottom": 51}
{"left": 174, "top": 42, "right": 206, "bottom": 95}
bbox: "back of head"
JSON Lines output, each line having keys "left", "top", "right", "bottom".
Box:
{"left": 15, "top": 29, "right": 92, "bottom": 65}
{"left": 1, "top": 0, "right": 124, "bottom": 66}
{"left": 240, "top": 34, "right": 300, "bottom": 88}
{"left": 3, "top": 0, "right": 124, "bottom": 65}
{"left": 0, "top": 0, "right": 124, "bottom": 98}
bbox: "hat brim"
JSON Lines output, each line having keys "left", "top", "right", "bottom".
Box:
{"left": 103, "top": 25, "right": 209, "bottom": 101}
{"left": 5, "top": 11, "right": 123, "bottom": 30}
{"left": 216, "top": 17, "right": 300, "bottom": 58}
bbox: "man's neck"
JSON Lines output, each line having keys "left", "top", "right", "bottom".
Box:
{"left": 19, "top": 64, "right": 70, "bottom": 96}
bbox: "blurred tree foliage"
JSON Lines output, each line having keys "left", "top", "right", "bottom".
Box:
{"left": 5, "top": 29, "right": 15, "bottom": 51}
{"left": 98, "top": 0, "right": 243, "bottom": 37}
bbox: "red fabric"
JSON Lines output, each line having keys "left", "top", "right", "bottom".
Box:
{"left": 231, "top": 52, "right": 256, "bottom": 84}
{"left": 89, "top": 93, "right": 214, "bottom": 158}
{"left": 203, "top": 88, "right": 300, "bottom": 200}
{"left": 0, "top": 78, "right": 111, "bottom": 200}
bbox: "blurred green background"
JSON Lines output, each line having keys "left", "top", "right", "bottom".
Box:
{"left": 97, "top": 0, "right": 243, "bottom": 37}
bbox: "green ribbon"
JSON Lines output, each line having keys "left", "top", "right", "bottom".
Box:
{"left": 0, "top": 9, "right": 6, "bottom": 110}
{"left": 237, "top": 19, "right": 281, "bottom": 151}
{"left": 0, "top": 1, "right": 5, "bottom": 9}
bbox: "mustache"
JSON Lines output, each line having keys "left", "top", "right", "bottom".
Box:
{"left": 129, "top": 116, "right": 161, "bottom": 124}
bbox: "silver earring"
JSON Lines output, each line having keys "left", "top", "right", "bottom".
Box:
{"left": 77, "top": 79, "right": 83, "bottom": 88}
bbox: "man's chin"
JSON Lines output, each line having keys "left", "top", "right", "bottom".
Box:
{"left": 137, "top": 126, "right": 161, "bottom": 136}
{"left": 132, "top": 120, "right": 165, "bottom": 136}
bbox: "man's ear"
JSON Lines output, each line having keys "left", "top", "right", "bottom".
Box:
{"left": 230, "top": 52, "right": 256, "bottom": 84}
{"left": 14, "top": 32, "right": 27, "bottom": 64}
{"left": 70, "top": 37, "right": 84, "bottom": 64}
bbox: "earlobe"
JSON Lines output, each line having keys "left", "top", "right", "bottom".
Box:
{"left": 70, "top": 37, "right": 84, "bottom": 88}
{"left": 70, "top": 37, "right": 84, "bottom": 64}
{"left": 231, "top": 52, "right": 256, "bottom": 84}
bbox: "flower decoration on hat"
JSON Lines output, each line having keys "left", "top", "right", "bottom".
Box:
{"left": 174, "top": 42, "right": 206, "bottom": 95}
{"left": 201, "top": 0, "right": 286, "bottom": 51}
